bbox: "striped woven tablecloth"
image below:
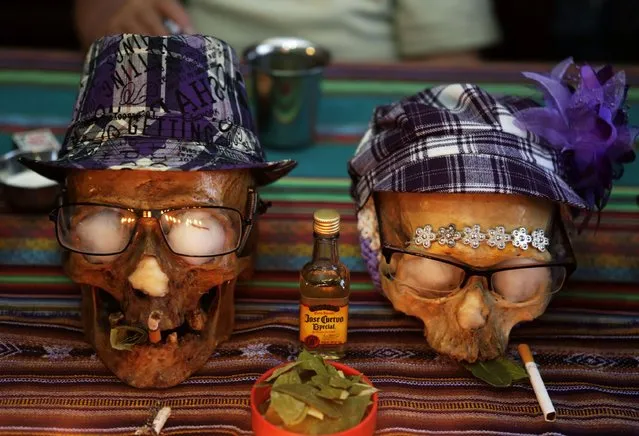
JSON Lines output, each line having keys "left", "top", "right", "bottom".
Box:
{"left": 0, "top": 50, "right": 638, "bottom": 435}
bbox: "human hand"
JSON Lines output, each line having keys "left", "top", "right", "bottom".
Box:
{"left": 105, "top": 0, "right": 194, "bottom": 36}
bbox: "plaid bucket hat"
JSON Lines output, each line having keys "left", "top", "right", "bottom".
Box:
{"left": 21, "top": 34, "right": 296, "bottom": 185}
{"left": 349, "top": 83, "right": 588, "bottom": 210}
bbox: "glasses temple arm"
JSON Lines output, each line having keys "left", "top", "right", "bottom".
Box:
{"left": 237, "top": 188, "right": 265, "bottom": 255}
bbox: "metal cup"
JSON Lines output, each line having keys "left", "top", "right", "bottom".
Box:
{"left": 243, "top": 37, "right": 330, "bottom": 150}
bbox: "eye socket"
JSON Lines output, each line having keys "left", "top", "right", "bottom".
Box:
{"left": 492, "top": 268, "right": 550, "bottom": 303}
{"left": 491, "top": 259, "right": 566, "bottom": 303}
{"left": 57, "top": 205, "right": 136, "bottom": 263}
{"left": 160, "top": 208, "right": 241, "bottom": 258}
{"left": 386, "top": 252, "right": 465, "bottom": 299}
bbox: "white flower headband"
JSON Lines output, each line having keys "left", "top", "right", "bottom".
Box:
{"left": 412, "top": 224, "right": 550, "bottom": 252}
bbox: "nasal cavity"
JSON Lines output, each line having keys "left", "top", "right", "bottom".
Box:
{"left": 457, "top": 288, "right": 488, "bottom": 330}
{"left": 128, "top": 256, "right": 169, "bottom": 298}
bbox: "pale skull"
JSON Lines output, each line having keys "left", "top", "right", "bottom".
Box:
{"left": 372, "top": 192, "right": 557, "bottom": 362}
{"left": 62, "top": 169, "right": 255, "bottom": 388}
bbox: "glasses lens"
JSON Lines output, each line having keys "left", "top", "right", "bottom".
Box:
{"left": 492, "top": 265, "right": 567, "bottom": 303}
{"left": 160, "top": 207, "right": 242, "bottom": 256}
{"left": 56, "top": 204, "right": 137, "bottom": 254}
{"left": 382, "top": 251, "right": 465, "bottom": 299}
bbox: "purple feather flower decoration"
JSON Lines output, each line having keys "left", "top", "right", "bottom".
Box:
{"left": 514, "top": 57, "right": 636, "bottom": 210}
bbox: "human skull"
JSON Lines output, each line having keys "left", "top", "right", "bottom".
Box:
{"left": 63, "top": 169, "right": 254, "bottom": 388}
{"left": 369, "top": 192, "right": 557, "bottom": 362}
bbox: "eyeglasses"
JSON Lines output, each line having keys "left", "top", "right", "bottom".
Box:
{"left": 49, "top": 188, "right": 267, "bottom": 258}
{"left": 375, "top": 203, "right": 577, "bottom": 303}
{"left": 380, "top": 245, "right": 575, "bottom": 303}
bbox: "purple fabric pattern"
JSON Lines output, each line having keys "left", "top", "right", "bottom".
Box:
{"left": 514, "top": 58, "right": 636, "bottom": 210}
{"left": 21, "top": 34, "right": 296, "bottom": 186}
{"left": 348, "top": 83, "right": 588, "bottom": 210}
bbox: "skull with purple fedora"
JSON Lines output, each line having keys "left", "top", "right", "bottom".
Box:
{"left": 22, "top": 34, "right": 296, "bottom": 388}
{"left": 349, "top": 61, "right": 635, "bottom": 363}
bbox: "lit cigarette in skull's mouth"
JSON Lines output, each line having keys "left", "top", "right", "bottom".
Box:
{"left": 148, "top": 311, "right": 162, "bottom": 344}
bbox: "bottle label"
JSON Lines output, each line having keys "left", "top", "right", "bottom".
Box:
{"left": 299, "top": 303, "right": 348, "bottom": 348}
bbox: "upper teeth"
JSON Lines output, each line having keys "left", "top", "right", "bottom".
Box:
{"left": 187, "top": 309, "right": 206, "bottom": 331}
{"left": 108, "top": 311, "right": 124, "bottom": 327}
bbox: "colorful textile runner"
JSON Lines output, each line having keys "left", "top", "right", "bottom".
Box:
{"left": 0, "top": 49, "right": 638, "bottom": 435}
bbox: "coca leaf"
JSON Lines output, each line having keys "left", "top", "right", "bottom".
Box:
{"left": 497, "top": 356, "right": 529, "bottom": 382}
{"left": 109, "top": 326, "right": 147, "bottom": 351}
{"left": 463, "top": 356, "right": 529, "bottom": 387}
{"left": 329, "top": 375, "right": 351, "bottom": 389}
{"left": 308, "top": 394, "right": 373, "bottom": 435}
{"left": 310, "top": 374, "right": 330, "bottom": 388}
{"left": 325, "top": 363, "right": 340, "bottom": 377}
{"left": 273, "top": 367, "right": 302, "bottom": 387}
{"left": 348, "top": 374, "right": 363, "bottom": 384}
{"left": 265, "top": 361, "right": 302, "bottom": 383}
{"left": 298, "top": 351, "right": 329, "bottom": 377}
{"left": 338, "top": 395, "right": 373, "bottom": 430}
{"left": 316, "top": 385, "right": 349, "bottom": 401}
{"left": 271, "top": 383, "right": 341, "bottom": 418}
{"left": 270, "top": 391, "right": 308, "bottom": 427}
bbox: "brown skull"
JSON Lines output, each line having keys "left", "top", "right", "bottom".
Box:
{"left": 63, "top": 169, "right": 254, "bottom": 388}
{"left": 371, "top": 192, "right": 555, "bottom": 362}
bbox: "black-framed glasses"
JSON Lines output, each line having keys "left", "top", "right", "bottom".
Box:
{"left": 380, "top": 245, "right": 576, "bottom": 302}
{"left": 49, "top": 188, "right": 267, "bottom": 258}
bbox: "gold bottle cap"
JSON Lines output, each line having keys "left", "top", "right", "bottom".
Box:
{"left": 313, "top": 209, "right": 340, "bottom": 235}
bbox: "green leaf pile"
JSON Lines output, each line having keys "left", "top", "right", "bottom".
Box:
{"left": 259, "top": 350, "right": 378, "bottom": 435}
{"left": 462, "top": 356, "right": 528, "bottom": 387}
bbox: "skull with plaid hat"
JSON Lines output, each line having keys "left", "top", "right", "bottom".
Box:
{"left": 349, "top": 63, "right": 635, "bottom": 363}
{"left": 21, "top": 34, "right": 296, "bottom": 387}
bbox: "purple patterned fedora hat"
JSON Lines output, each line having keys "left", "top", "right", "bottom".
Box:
{"left": 21, "top": 34, "right": 296, "bottom": 185}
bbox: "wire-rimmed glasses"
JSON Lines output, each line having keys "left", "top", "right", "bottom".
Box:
{"left": 49, "top": 189, "right": 266, "bottom": 258}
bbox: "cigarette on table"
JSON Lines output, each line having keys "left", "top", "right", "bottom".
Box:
{"left": 518, "top": 343, "right": 556, "bottom": 422}
{"left": 134, "top": 406, "right": 171, "bottom": 435}
{"left": 152, "top": 406, "right": 171, "bottom": 434}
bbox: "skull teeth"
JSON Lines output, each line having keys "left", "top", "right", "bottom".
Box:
{"left": 147, "top": 311, "right": 162, "bottom": 331}
{"left": 108, "top": 312, "right": 124, "bottom": 327}
{"left": 186, "top": 310, "right": 206, "bottom": 331}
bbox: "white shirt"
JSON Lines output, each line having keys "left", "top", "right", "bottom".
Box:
{"left": 187, "top": 0, "right": 501, "bottom": 62}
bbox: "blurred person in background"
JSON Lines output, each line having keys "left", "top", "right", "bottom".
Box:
{"left": 73, "top": 0, "right": 501, "bottom": 64}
